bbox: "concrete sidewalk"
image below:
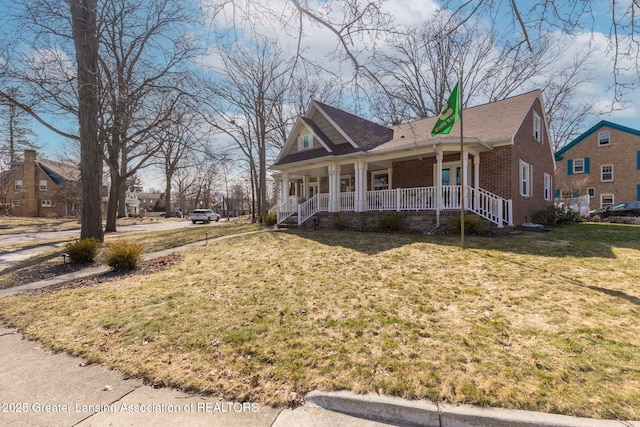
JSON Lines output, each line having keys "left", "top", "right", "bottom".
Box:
{"left": 1, "top": 231, "right": 638, "bottom": 426}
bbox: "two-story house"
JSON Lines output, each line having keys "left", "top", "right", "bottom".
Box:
{"left": 554, "top": 121, "right": 640, "bottom": 210}
{"left": 1, "top": 150, "right": 141, "bottom": 218}
{"left": 0, "top": 150, "right": 81, "bottom": 217}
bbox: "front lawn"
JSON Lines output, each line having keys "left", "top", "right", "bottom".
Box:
{"left": 0, "top": 223, "right": 639, "bottom": 419}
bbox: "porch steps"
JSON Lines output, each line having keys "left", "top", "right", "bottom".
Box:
{"left": 277, "top": 214, "right": 299, "bottom": 229}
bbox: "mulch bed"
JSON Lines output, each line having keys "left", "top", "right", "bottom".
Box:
{"left": 20, "top": 254, "right": 181, "bottom": 295}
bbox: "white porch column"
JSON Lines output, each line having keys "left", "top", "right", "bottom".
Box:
{"left": 354, "top": 161, "right": 368, "bottom": 212}
{"left": 328, "top": 164, "right": 341, "bottom": 212}
{"left": 474, "top": 154, "right": 480, "bottom": 211}
{"left": 281, "top": 172, "right": 290, "bottom": 204}
{"left": 435, "top": 147, "right": 443, "bottom": 226}
{"left": 302, "top": 176, "right": 309, "bottom": 199}
{"left": 462, "top": 150, "right": 469, "bottom": 209}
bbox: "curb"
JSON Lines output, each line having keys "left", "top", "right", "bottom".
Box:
{"left": 304, "top": 391, "right": 638, "bottom": 427}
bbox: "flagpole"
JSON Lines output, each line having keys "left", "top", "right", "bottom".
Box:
{"left": 459, "top": 69, "right": 465, "bottom": 250}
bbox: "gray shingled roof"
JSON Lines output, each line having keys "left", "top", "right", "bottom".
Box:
{"left": 371, "top": 90, "right": 541, "bottom": 152}
{"left": 313, "top": 101, "right": 395, "bottom": 149}
{"left": 273, "top": 90, "right": 541, "bottom": 167}
{"left": 38, "top": 158, "right": 80, "bottom": 184}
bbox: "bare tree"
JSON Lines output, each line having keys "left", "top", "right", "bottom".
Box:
{"left": 0, "top": 88, "right": 39, "bottom": 166}
{"left": 440, "top": 0, "right": 639, "bottom": 107}
{"left": 154, "top": 104, "right": 202, "bottom": 218}
{"left": 69, "top": 0, "right": 103, "bottom": 241}
{"left": 97, "top": 0, "right": 199, "bottom": 232}
{"left": 201, "top": 36, "right": 294, "bottom": 221}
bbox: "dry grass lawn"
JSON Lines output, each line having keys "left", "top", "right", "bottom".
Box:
{"left": 0, "top": 223, "right": 639, "bottom": 420}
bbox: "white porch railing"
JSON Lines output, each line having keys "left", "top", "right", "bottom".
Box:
{"left": 340, "top": 192, "right": 355, "bottom": 211}
{"left": 277, "top": 186, "right": 512, "bottom": 227}
{"left": 276, "top": 196, "right": 298, "bottom": 224}
{"left": 298, "top": 193, "right": 331, "bottom": 224}
{"left": 367, "top": 186, "right": 461, "bottom": 211}
{"left": 468, "top": 186, "right": 512, "bottom": 227}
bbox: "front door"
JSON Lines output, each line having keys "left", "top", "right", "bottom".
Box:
{"left": 441, "top": 167, "right": 461, "bottom": 186}
{"left": 309, "top": 181, "right": 319, "bottom": 198}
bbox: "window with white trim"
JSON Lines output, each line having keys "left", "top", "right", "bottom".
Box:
{"left": 543, "top": 173, "right": 552, "bottom": 201}
{"left": 598, "top": 131, "right": 610, "bottom": 146}
{"left": 573, "top": 158, "right": 584, "bottom": 174}
{"left": 12, "top": 200, "right": 20, "bottom": 207}
{"left": 371, "top": 171, "right": 390, "bottom": 190}
{"left": 601, "top": 164, "right": 613, "bottom": 182}
{"left": 14, "top": 180, "right": 23, "bottom": 191}
{"left": 519, "top": 160, "right": 532, "bottom": 197}
{"left": 533, "top": 112, "right": 542, "bottom": 143}
{"left": 298, "top": 133, "right": 313, "bottom": 150}
{"left": 601, "top": 194, "right": 614, "bottom": 207}
{"left": 587, "top": 188, "right": 595, "bottom": 198}
{"left": 41, "top": 200, "right": 55, "bottom": 207}
{"left": 39, "top": 180, "right": 48, "bottom": 191}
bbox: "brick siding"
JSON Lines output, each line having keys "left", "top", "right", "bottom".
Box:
{"left": 554, "top": 125, "right": 640, "bottom": 210}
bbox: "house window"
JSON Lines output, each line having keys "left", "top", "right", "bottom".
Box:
{"left": 519, "top": 160, "right": 532, "bottom": 197}
{"left": 587, "top": 188, "right": 595, "bottom": 198}
{"left": 39, "top": 180, "right": 48, "bottom": 191}
{"left": 601, "top": 194, "right": 614, "bottom": 207}
{"left": 601, "top": 164, "right": 613, "bottom": 182}
{"left": 372, "top": 172, "right": 390, "bottom": 190}
{"left": 299, "top": 133, "right": 312, "bottom": 150}
{"left": 12, "top": 200, "right": 20, "bottom": 207}
{"left": 14, "top": 180, "right": 23, "bottom": 191}
{"left": 340, "top": 175, "right": 354, "bottom": 192}
{"left": 41, "top": 200, "right": 55, "bottom": 207}
{"left": 533, "top": 112, "right": 542, "bottom": 143}
{"left": 543, "top": 173, "right": 552, "bottom": 201}
{"left": 573, "top": 159, "right": 584, "bottom": 174}
{"left": 598, "top": 131, "right": 610, "bottom": 146}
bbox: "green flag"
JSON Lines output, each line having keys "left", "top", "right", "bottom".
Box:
{"left": 431, "top": 82, "right": 460, "bottom": 136}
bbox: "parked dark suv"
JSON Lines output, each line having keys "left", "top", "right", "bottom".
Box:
{"left": 590, "top": 201, "right": 640, "bottom": 220}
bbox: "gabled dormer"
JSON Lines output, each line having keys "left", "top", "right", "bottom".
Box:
{"left": 273, "top": 100, "right": 393, "bottom": 167}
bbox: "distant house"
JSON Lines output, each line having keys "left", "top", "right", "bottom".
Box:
{"left": 0, "top": 150, "right": 140, "bottom": 218}
{"left": 0, "top": 150, "right": 81, "bottom": 218}
{"left": 270, "top": 90, "right": 556, "bottom": 230}
{"left": 554, "top": 121, "right": 640, "bottom": 210}
{"left": 137, "top": 191, "right": 164, "bottom": 213}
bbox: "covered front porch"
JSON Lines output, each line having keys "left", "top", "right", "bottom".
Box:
{"left": 274, "top": 143, "right": 513, "bottom": 228}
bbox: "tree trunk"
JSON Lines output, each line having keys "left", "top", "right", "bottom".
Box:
{"left": 69, "top": 0, "right": 103, "bottom": 242}
{"left": 117, "top": 177, "right": 127, "bottom": 217}
{"left": 105, "top": 171, "right": 119, "bottom": 232}
{"left": 164, "top": 174, "right": 172, "bottom": 218}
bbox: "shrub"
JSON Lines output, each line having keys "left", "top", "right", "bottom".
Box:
{"left": 532, "top": 204, "right": 579, "bottom": 226}
{"left": 330, "top": 216, "right": 348, "bottom": 230}
{"left": 64, "top": 238, "right": 99, "bottom": 263}
{"left": 451, "top": 214, "right": 486, "bottom": 235}
{"left": 262, "top": 212, "right": 277, "bottom": 226}
{"left": 104, "top": 239, "right": 144, "bottom": 271}
{"left": 376, "top": 214, "right": 404, "bottom": 232}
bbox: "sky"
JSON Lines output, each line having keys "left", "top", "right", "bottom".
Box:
{"left": 3, "top": 0, "right": 639, "bottom": 190}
